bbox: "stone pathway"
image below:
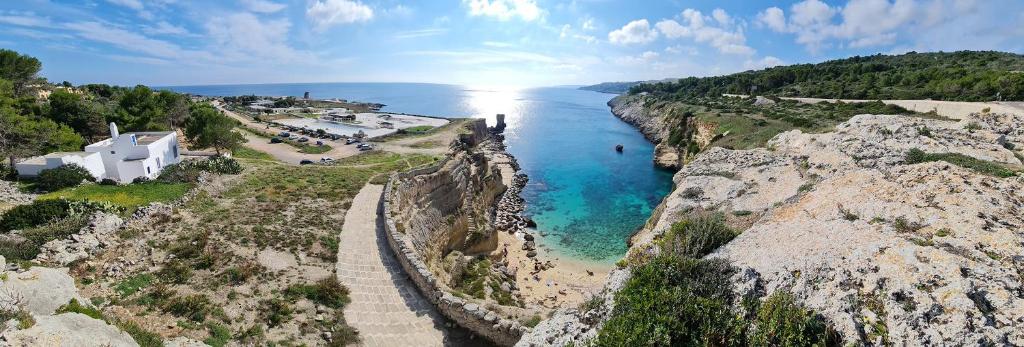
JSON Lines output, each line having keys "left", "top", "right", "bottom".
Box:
{"left": 335, "top": 184, "right": 448, "bottom": 347}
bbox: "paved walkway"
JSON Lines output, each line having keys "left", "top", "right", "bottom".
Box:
{"left": 336, "top": 184, "right": 448, "bottom": 347}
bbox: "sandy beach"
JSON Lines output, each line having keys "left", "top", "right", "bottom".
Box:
{"left": 494, "top": 229, "right": 614, "bottom": 309}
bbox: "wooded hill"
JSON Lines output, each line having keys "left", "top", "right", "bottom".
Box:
{"left": 628, "top": 51, "right": 1024, "bottom": 101}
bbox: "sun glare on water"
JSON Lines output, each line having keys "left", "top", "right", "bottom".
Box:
{"left": 463, "top": 85, "right": 526, "bottom": 135}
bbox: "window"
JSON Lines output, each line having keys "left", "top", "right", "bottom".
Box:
{"left": 110, "top": 151, "right": 116, "bottom": 154}
{"left": 157, "top": 157, "right": 162, "bottom": 168}
{"left": 173, "top": 146, "right": 178, "bottom": 158}
{"left": 146, "top": 167, "right": 151, "bottom": 174}
{"left": 130, "top": 134, "right": 137, "bottom": 146}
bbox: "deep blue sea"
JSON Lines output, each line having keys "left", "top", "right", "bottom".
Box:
{"left": 165, "top": 83, "right": 674, "bottom": 263}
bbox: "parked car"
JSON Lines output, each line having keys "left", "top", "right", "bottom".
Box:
{"left": 345, "top": 138, "right": 360, "bottom": 145}
{"left": 270, "top": 137, "right": 283, "bottom": 144}
{"left": 320, "top": 157, "right": 334, "bottom": 163}
{"left": 359, "top": 146, "right": 373, "bottom": 151}
{"left": 297, "top": 137, "right": 309, "bottom": 143}
{"left": 279, "top": 132, "right": 290, "bottom": 137}
{"left": 299, "top": 159, "right": 314, "bottom": 165}
{"left": 357, "top": 143, "right": 372, "bottom": 149}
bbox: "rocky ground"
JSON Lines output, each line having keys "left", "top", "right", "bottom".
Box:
{"left": 520, "top": 112, "right": 1024, "bottom": 346}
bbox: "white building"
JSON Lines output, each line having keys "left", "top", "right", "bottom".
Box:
{"left": 16, "top": 123, "right": 181, "bottom": 183}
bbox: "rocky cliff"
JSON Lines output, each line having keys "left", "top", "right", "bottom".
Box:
{"left": 520, "top": 112, "right": 1024, "bottom": 346}
{"left": 609, "top": 94, "right": 719, "bottom": 170}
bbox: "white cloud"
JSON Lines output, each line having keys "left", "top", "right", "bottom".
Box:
{"left": 393, "top": 28, "right": 447, "bottom": 39}
{"left": 0, "top": 12, "right": 53, "bottom": 28}
{"left": 614, "top": 50, "right": 661, "bottom": 66}
{"left": 665, "top": 45, "right": 698, "bottom": 55}
{"left": 608, "top": 19, "right": 657, "bottom": 45}
{"left": 306, "top": 0, "right": 374, "bottom": 31}
{"left": 756, "top": 7, "right": 787, "bottom": 32}
{"left": 207, "top": 13, "right": 313, "bottom": 63}
{"left": 759, "top": 0, "right": 995, "bottom": 53}
{"left": 655, "top": 9, "right": 754, "bottom": 55}
{"left": 581, "top": 17, "right": 596, "bottom": 31}
{"left": 142, "top": 21, "right": 189, "bottom": 36}
{"left": 64, "top": 21, "right": 215, "bottom": 63}
{"left": 241, "top": 0, "right": 287, "bottom": 13}
{"left": 463, "top": 0, "right": 542, "bottom": 22}
{"left": 560, "top": 24, "right": 598, "bottom": 43}
{"left": 744, "top": 56, "right": 785, "bottom": 70}
{"left": 641, "top": 51, "right": 659, "bottom": 60}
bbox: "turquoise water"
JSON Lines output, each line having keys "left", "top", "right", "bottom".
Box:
{"left": 165, "top": 83, "right": 674, "bottom": 263}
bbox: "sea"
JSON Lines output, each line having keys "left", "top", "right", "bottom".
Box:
{"left": 165, "top": 83, "right": 674, "bottom": 264}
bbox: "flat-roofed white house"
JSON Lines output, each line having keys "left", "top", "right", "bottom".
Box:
{"left": 16, "top": 123, "right": 181, "bottom": 183}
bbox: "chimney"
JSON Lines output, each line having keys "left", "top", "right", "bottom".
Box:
{"left": 109, "top": 122, "right": 119, "bottom": 139}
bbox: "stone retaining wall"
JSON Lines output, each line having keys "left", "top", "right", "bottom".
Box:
{"left": 381, "top": 162, "right": 528, "bottom": 346}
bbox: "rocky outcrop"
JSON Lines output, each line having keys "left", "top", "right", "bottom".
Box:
{"left": 523, "top": 112, "right": 1024, "bottom": 345}
{"left": 35, "top": 213, "right": 123, "bottom": 266}
{"left": 609, "top": 94, "right": 670, "bottom": 143}
{"left": 383, "top": 121, "right": 531, "bottom": 346}
{"left": 0, "top": 181, "right": 35, "bottom": 207}
{"left": 4, "top": 313, "right": 139, "bottom": 347}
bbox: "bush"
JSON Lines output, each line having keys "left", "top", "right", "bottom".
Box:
{"left": 905, "top": 148, "right": 1018, "bottom": 177}
{"left": 259, "top": 298, "right": 293, "bottom": 327}
{"left": 56, "top": 298, "right": 104, "bottom": 320}
{"left": 750, "top": 292, "right": 841, "bottom": 346}
{"left": 661, "top": 213, "right": 738, "bottom": 259}
{"left": 99, "top": 178, "right": 118, "bottom": 186}
{"left": 132, "top": 176, "right": 150, "bottom": 184}
{"left": 0, "top": 199, "right": 71, "bottom": 232}
{"left": 157, "top": 156, "right": 242, "bottom": 183}
{"left": 164, "top": 294, "right": 213, "bottom": 322}
{"left": 596, "top": 256, "right": 744, "bottom": 346}
{"left": 37, "top": 164, "right": 95, "bottom": 192}
{"left": 285, "top": 277, "right": 351, "bottom": 309}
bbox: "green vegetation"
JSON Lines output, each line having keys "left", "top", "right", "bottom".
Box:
{"left": 232, "top": 146, "right": 274, "bottom": 161}
{"left": 298, "top": 143, "right": 332, "bottom": 154}
{"left": 284, "top": 277, "right": 351, "bottom": 309}
{"left": 204, "top": 322, "right": 232, "bottom": 347}
{"left": 402, "top": 125, "right": 434, "bottom": 133}
{"left": 595, "top": 214, "right": 838, "bottom": 346}
{"left": 40, "top": 182, "right": 192, "bottom": 211}
{"left": 115, "top": 273, "right": 154, "bottom": 297}
{"left": 164, "top": 294, "right": 214, "bottom": 322}
{"left": 0, "top": 199, "right": 73, "bottom": 232}
{"left": 905, "top": 148, "right": 1019, "bottom": 177}
{"left": 631, "top": 51, "right": 1024, "bottom": 101}
{"left": 36, "top": 164, "right": 95, "bottom": 192}
{"left": 185, "top": 104, "right": 244, "bottom": 154}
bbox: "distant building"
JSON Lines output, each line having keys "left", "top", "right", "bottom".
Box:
{"left": 16, "top": 123, "right": 181, "bottom": 182}
{"left": 303, "top": 91, "right": 310, "bottom": 99}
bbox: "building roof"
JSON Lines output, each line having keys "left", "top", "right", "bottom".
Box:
{"left": 17, "top": 151, "right": 94, "bottom": 165}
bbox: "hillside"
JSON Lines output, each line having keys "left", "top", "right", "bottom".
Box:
{"left": 631, "top": 51, "right": 1024, "bottom": 102}
{"left": 578, "top": 81, "right": 643, "bottom": 94}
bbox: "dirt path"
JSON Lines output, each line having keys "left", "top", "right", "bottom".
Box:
{"left": 335, "top": 184, "right": 449, "bottom": 347}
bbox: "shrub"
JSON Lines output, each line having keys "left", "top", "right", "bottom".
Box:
{"left": 157, "top": 156, "right": 242, "bottom": 183}
{"left": 661, "top": 213, "right": 738, "bottom": 259}
{"left": 0, "top": 215, "right": 89, "bottom": 261}
{"left": 158, "top": 261, "right": 193, "bottom": 284}
{"left": 905, "top": 148, "right": 1018, "bottom": 177}
{"left": 99, "top": 178, "right": 118, "bottom": 186}
{"left": 285, "top": 278, "right": 351, "bottom": 309}
{"left": 56, "top": 298, "right": 104, "bottom": 320}
{"left": 0, "top": 199, "right": 71, "bottom": 232}
{"left": 749, "top": 292, "right": 841, "bottom": 346}
{"left": 223, "top": 262, "right": 262, "bottom": 285}
{"left": 258, "top": 298, "right": 292, "bottom": 327}
{"left": 115, "top": 273, "right": 154, "bottom": 297}
{"left": 595, "top": 256, "right": 743, "bottom": 346}
{"left": 204, "top": 322, "right": 232, "bottom": 347}
{"left": 164, "top": 294, "right": 213, "bottom": 322}
{"left": 37, "top": 164, "right": 95, "bottom": 192}
{"left": 132, "top": 176, "right": 151, "bottom": 184}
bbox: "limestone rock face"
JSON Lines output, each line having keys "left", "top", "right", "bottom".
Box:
{"left": 652, "top": 143, "right": 680, "bottom": 170}
{"left": 3, "top": 313, "right": 139, "bottom": 347}
{"left": 0, "top": 267, "right": 88, "bottom": 316}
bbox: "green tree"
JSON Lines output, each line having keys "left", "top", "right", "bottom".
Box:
{"left": 185, "top": 104, "right": 243, "bottom": 154}
{"left": 0, "top": 78, "right": 84, "bottom": 165}
{"left": 114, "top": 85, "right": 164, "bottom": 131}
{"left": 0, "top": 49, "right": 42, "bottom": 96}
{"left": 46, "top": 89, "right": 107, "bottom": 141}
{"left": 158, "top": 90, "right": 190, "bottom": 128}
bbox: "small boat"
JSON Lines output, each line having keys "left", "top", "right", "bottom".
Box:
{"left": 615, "top": 144, "right": 624, "bottom": 152}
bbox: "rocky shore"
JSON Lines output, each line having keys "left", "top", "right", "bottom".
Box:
{"left": 521, "top": 110, "right": 1024, "bottom": 345}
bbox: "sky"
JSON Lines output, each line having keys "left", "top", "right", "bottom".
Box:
{"left": 1, "top": 0, "right": 1023, "bottom": 87}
